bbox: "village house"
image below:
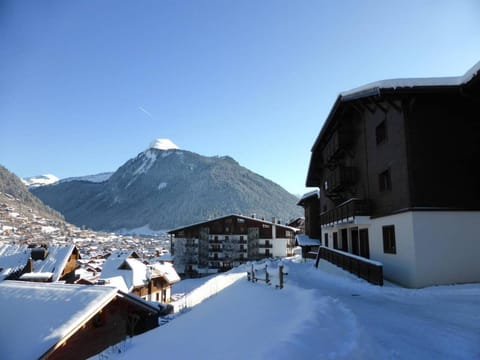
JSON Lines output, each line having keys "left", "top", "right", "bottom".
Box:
{"left": 0, "top": 280, "right": 160, "bottom": 360}
{"left": 168, "top": 214, "right": 298, "bottom": 276}
{"left": 296, "top": 190, "right": 321, "bottom": 240}
{"left": 305, "top": 60, "right": 480, "bottom": 288}
{"left": 99, "top": 250, "right": 180, "bottom": 302}
{"left": 0, "top": 244, "right": 80, "bottom": 283}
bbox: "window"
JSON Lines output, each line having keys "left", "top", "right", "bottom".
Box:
{"left": 237, "top": 218, "right": 245, "bottom": 224}
{"left": 383, "top": 225, "right": 396, "bottom": 254}
{"left": 378, "top": 169, "right": 392, "bottom": 192}
{"left": 324, "top": 233, "right": 329, "bottom": 247}
{"left": 376, "top": 120, "right": 387, "bottom": 145}
{"left": 333, "top": 232, "right": 338, "bottom": 249}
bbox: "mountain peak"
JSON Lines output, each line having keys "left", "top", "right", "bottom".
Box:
{"left": 148, "top": 138, "right": 179, "bottom": 151}
{"left": 22, "top": 174, "right": 59, "bottom": 188}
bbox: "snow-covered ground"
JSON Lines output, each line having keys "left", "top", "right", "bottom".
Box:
{"left": 102, "top": 257, "right": 480, "bottom": 359}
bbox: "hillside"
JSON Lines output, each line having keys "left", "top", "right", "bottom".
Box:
{"left": 31, "top": 144, "right": 302, "bottom": 232}
{"left": 0, "top": 165, "right": 64, "bottom": 222}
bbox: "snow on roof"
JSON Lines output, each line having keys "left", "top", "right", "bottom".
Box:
{"left": 295, "top": 234, "right": 321, "bottom": 246}
{"left": 100, "top": 251, "right": 148, "bottom": 291}
{"left": 297, "top": 189, "right": 320, "bottom": 204}
{"left": 0, "top": 281, "right": 117, "bottom": 360}
{"left": 168, "top": 213, "right": 298, "bottom": 234}
{"left": 33, "top": 245, "right": 77, "bottom": 282}
{"left": 0, "top": 245, "right": 31, "bottom": 281}
{"left": 19, "top": 272, "right": 53, "bottom": 281}
{"left": 340, "top": 60, "right": 480, "bottom": 100}
{"left": 151, "top": 262, "right": 180, "bottom": 284}
{"left": 0, "top": 245, "right": 77, "bottom": 282}
{"left": 149, "top": 138, "right": 180, "bottom": 151}
{"left": 102, "top": 275, "right": 129, "bottom": 293}
{"left": 126, "top": 258, "right": 148, "bottom": 288}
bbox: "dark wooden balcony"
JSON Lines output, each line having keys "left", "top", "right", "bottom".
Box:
{"left": 320, "top": 198, "right": 370, "bottom": 225}
{"left": 325, "top": 166, "right": 356, "bottom": 192}
{"left": 323, "top": 128, "right": 354, "bottom": 163}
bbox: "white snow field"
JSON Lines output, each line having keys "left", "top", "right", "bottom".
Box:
{"left": 103, "top": 257, "right": 480, "bottom": 360}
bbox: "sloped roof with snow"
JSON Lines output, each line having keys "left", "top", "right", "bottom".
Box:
{"left": 340, "top": 60, "right": 480, "bottom": 100}
{"left": 0, "top": 245, "right": 31, "bottom": 281}
{"left": 0, "top": 281, "right": 117, "bottom": 360}
{"left": 297, "top": 190, "right": 320, "bottom": 206}
{"left": 151, "top": 262, "right": 180, "bottom": 284}
{"left": 0, "top": 245, "right": 77, "bottom": 282}
{"left": 100, "top": 251, "right": 151, "bottom": 291}
{"left": 295, "top": 234, "right": 321, "bottom": 246}
{"left": 168, "top": 213, "right": 298, "bottom": 234}
{"left": 33, "top": 245, "right": 77, "bottom": 282}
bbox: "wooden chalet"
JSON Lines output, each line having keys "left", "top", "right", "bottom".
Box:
{"left": 297, "top": 190, "right": 320, "bottom": 240}
{"left": 168, "top": 214, "right": 298, "bottom": 276}
{"left": 99, "top": 250, "right": 180, "bottom": 302}
{"left": 305, "top": 60, "right": 480, "bottom": 287}
{"left": 0, "top": 281, "right": 160, "bottom": 360}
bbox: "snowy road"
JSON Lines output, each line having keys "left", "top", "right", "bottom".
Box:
{"left": 106, "top": 258, "right": 480, "bottom": 359}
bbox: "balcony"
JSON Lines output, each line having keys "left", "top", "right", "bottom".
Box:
{"left": 320, "top": 198, "right": 370, "bottom": 226}
{"left": 325, "top": 166, "right": 356, "bottom": 192}
{"left": 323, "top": 128, "right": 354, "bottom": 163}
{"left": 258, "top": 243, "right": 273, "bottom": 248}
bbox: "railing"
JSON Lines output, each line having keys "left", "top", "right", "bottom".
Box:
{"left": 208, "top": 239, "right": 222, "bottom": 244}
{"left": 320, "top": 198, "right": 370, "bottom": 225}
{"left": 318, "top": 246, "right": 383, "bottom": 286}
{"left": 258, "top": 243, "right": 273, "bottom": 248}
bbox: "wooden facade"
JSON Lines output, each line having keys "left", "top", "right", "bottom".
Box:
{"left": 297, "top": 191, "right": 320, "bottom": 239}
{"left": 42, "top": 293, "right": 159, "bottom": 360}
{"left": 305, "top": 61, "right": 480, "bottom": 287}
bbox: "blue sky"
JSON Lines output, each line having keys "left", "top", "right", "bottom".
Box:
{"left": 1, "top": 1, "right": 479, "bottom": 195}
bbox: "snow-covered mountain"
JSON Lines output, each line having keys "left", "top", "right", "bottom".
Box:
{"left": 31, "top": 139, "right": 302, "bottom": 232}
{"left": 0, "top": 165, "right": 64, "bottom": 222}
{"left": 58, "top": 172, "right": 113, "bottom": 184}
{"left": 22, "top": 174, "right": 59, "bottom": 188}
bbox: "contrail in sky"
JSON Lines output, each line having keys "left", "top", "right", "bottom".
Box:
{"left": 139, "top": 106, "right": 153, "bottom": 118}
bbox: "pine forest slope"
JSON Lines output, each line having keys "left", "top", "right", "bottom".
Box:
{"left": 31, "top": 148, "right": 302, "bottom": 232}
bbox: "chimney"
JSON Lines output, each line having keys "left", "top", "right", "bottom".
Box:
{"left": 251, "top": 213, "right": 256, "bottom": 219}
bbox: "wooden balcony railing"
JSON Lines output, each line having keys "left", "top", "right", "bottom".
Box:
{"left": 320, "top": 198, "right": 370, "bottom": 225}
{"left": 317, "top": 246, "right": 383, "bottom": 286}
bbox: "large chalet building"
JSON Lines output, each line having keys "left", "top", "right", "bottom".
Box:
{"left": 305, "top": 60, "right": 480, "bottom": 288}
{"left": 168, "top": 214, "right": 297, "bottom": 276}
